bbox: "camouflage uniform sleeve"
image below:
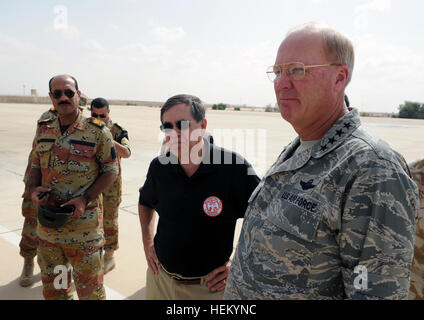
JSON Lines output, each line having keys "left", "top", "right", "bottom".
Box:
{"left": 114, "top": 124, "right": 131, "bottom": 151}
{"left": 23, "top": 136, "right": 38, "bottom": 184}
{"left": 96, "top": 127, "right": 119, "bottom": 175}
{"left": 120, "top": 136, "right": 130, "bottom": 151}
{"left": 339, "top": 160, "right": 419, "bottom": 300}
{"left": 31, "top": 128, "right": 42, "bottom": 170}
{"left": 29, "top": 109, "right": 56, "bottom": 174}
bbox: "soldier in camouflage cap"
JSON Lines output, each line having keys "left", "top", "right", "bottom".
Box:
{"left": 19, "top": 107, "right": 58, "bottom": 287}
{"left": 408, "top": 159, "right": 424, "bottom": 300}
{"left": 28, "top": 75, "right": 119, "bottom": 299}
{"left": 224, "top": 22, "right": 419, "bottom": 300}
{"left": 90, "top": 97, "right": 131, "bottom": 274}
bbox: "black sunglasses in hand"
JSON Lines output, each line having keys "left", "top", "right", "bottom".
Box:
{"left": 160, "top": 120, "right": 192, "bottom": 132}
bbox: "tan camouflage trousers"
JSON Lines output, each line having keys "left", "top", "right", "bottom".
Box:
{"left": 102, "top": 195, "right": 121, "bottom": 253}
{"left": 37, "top": 239, "right": 105, "bottom": 300}
{"left": 409, "top": 214, "right": 424, "bottom": 300}
{"left": 408, "top": 159, "right": 424, "bottom": 300}
{"left": 19, "top": 198, "right": 38, "bottom": 259}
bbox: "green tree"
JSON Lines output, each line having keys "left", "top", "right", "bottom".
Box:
{"left": 398, "top": 101, "right": 424, "bottom": 119}
{"left": 265, "top": 103, "right": 279, "bottom": 112}
{"left": 212, "top": 103, "right": 227, "bottom": 110}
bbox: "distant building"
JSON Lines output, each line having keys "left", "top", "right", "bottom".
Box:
{"left": 360, "top": 112, "right": 392, "bottom": 118}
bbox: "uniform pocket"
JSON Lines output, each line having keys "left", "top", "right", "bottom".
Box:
{"left": 265, "top": 189, "right": 324, "bottom": 242}
{"left": 69, "top": 140, "right": 96, "bottom": 157}
{"left": 35, "top": 139, "right": 55, "bottom": 168}
{"left": 68, "top": 140, "right": 96, "bottom": 172}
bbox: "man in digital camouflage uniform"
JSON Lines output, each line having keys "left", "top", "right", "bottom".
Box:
{"left": 90, "top": 97, "right": 131, "bottom": 274}
{"left": 19, "top": 107, "right": 58, "bottom": 287}
{"left": 29, "top": 75, "right": 118, "bottom": 299}
{"left": 224, "top": 22, "right": 419, "bottom": 300}
{"left": 408, "top": 159, "right": 424, "bottom": 300}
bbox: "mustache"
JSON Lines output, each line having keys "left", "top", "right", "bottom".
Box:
{"left": 59, "top": 101, "right": 71, "bottom": 105}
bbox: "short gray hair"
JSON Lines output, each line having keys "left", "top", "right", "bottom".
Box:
{"left": 287, "top": 22, "right": 355, "bottom": 85}
{"left": 160, "top": 94, "right": 205, "bottom": 123}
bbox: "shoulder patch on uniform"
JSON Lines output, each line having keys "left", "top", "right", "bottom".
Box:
{"left": 37, "top": 117, "right": 55, "bottom": 125}
{"left": 113, "top": 123, "right": 124, "bottom": 131}
{"left": 113, "top": 122, "right": 129, "bottom": 143}
{"left": 88, "top": 117, "right": 105, "bottom": 128}
{"left": 37, "top": 108, "right": 57, "bottom": 124}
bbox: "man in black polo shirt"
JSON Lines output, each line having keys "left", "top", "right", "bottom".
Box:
{"left": 138, "top": 94, "right": 260, "bottom": 300}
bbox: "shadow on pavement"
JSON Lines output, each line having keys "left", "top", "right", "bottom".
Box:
{"left": 126, "top": 286, "right": 146, "bottom": 300}
{"left": 0, "top": 273, "right": 43, "bottom": 300}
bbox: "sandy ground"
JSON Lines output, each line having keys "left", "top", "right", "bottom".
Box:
{"left": 0, "top": 103, "right": 423, "bottom": 300}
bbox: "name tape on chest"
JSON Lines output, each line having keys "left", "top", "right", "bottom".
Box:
{"left": 281, "top": 191, "right": 320, "bottom": 214}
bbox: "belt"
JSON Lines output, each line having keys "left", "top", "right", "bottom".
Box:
{"left": 161, "top": 265, "right": 202, "bottom": 285}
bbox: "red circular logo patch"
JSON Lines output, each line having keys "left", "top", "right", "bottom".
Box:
{"left": 203, "top": 196, "right": 223, "bottom": 217}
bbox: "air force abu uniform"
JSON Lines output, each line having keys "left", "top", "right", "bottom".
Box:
{"left": 225, "top": 108, "right": 419, "bottom": 300}
{"left": 102, "top": 120, "right": 130, "bottom": 252}
{"left": 408, "top": 159, "right": 424, "bottom": 300}
{"left": 32, "top": 111, "right": 119, "bottom": 299}
{"left": 19, "top": 107, "right": 58, "bottom": 259}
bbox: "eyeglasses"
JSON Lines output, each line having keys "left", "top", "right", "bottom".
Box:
{"left": 266, "top": 62, "right": 341, "bottom": 82}
{"left": 160, "top": 120, "right": 193, "bottom": 132}
{"left": 51, "top": 89, "right": 76, "bottom": 99}
{"left": 91, "top": 113, "right": 107, "bottom": 119}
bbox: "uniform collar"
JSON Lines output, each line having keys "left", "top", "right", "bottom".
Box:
{"left": 47, "top": 109, "right": 86, "bottom": 134}
{"left": 106, "top": 119, "right": 113, "bottom": 129}
{"left": 311, "top": 107, "right": 361, "bottom": 158}
{"left": 267, "top": 108, "right": 361, "bottom": 176}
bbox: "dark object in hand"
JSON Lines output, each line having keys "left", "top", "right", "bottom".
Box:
{"left": 37, "top": 204, "right": 75, "bottom": 229}
{"left": 37, "top": 190, "right": 51, "bottom": 200}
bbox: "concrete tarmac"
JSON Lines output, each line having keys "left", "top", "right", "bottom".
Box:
{"left": 1, "top": 103, "right": 423, "bottom": 299}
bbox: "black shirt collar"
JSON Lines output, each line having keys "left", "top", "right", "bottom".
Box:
{"left": 164, "top": 139, "right": 217, "bottom": 176}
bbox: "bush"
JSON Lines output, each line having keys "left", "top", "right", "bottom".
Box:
{"left": 398, "top": 101, "right": 424, "bottom": 119}
{"left": 234, "top": 107, "right": 240, "bottom": 111}
{"left": 212, "top": 103, "right": 227, "bottom": 110}
{"left": 265, "top": 104, "right": 279, "bottom": 112}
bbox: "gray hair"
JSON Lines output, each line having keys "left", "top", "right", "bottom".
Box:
{"left": 160, "top": 94, "right": 205, "bottom": 123}
{"left": 287, "top": 22, "right": 355, "bottom": 85}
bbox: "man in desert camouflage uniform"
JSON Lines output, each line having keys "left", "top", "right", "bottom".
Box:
{"left": 19, "top": 107, "right": 58, "bottom": 287}
{"left": 224, "top": 22, "right": 419, "bottom": 300}
{"left": 90, "top": 97, "right": 131, "bottom": 274}
{"left": 29, "top": 75, "right": 118, "bottom": 299}
{"left": 408, "top": 159, "right": 424, "bottom": 300}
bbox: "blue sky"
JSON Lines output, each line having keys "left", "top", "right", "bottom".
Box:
{"left": 0, "top": 0, "right": 423, "bottom": 112}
